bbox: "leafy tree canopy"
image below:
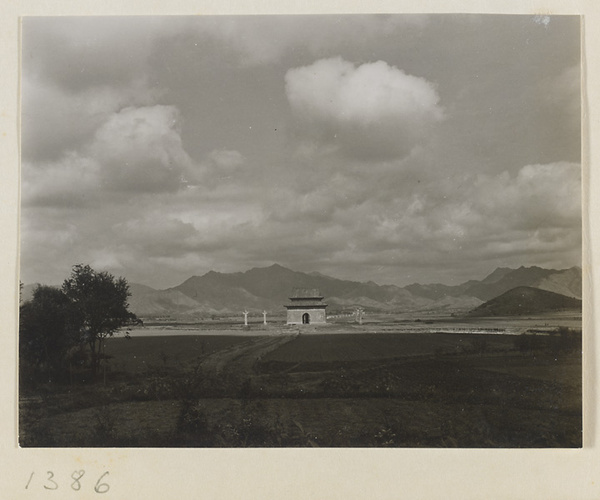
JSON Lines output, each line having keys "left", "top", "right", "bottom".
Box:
{"left": 20, "top": 265, "right": 137, "bottom": 384}
{"left": 62, "top": 264, "right": 135, "bottom": 381}
{"left": 19, "top": 285, "right": 78, "bottom": 376}
{"left": 62, "top": 264, "right": 134, "bottom": 340}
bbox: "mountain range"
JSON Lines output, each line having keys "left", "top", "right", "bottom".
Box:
{"left": 121, "top": 264, "right": 582, "bottom": 318}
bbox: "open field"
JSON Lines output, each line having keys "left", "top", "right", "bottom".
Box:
{"left": 103, "top": 335, "right": 251, "bottom": 373}
{"left": 117, "top": 311, "right": 582, "bottom": 337}
{"left": 19, "top": 317, "right": 582, "bottom": 448}
{"left": 259, "top": 332, "right": 515, "bottom": 364}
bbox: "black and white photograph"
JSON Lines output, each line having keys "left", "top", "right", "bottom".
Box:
{"left": 18, "top": 14, "right": 582, "bottom": 449}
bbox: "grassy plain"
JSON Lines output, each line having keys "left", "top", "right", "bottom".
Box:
{"left": 19, "top": 318, "right": 582, "bottom": 448}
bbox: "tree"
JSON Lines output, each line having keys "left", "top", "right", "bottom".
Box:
{"left": 62, "top": 264, "right": 136, "bottom": 382}
{"left": 19, "top": 285, "right": 79, "bottom": 382}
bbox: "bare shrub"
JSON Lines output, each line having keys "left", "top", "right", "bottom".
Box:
{"left": 91, "top": 405, "right": 118, "bottom": 445}
{"left": 176, "top": 400, "right": 211, "bottom": 446}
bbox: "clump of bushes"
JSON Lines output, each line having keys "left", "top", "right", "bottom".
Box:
{"left": 514, "top": 333, "right": 541, "bottom": 352}
{"left": 513, "top": 327, "right": 581, "bottom": 354}
{"left": 176, "top": 400, "right": 212, "bottom": 446}
{"left": 175, "top": 400, "right": 291, "bottom": 447}
{"left": 91, "top": 405, "right": 118, "bottom": 445}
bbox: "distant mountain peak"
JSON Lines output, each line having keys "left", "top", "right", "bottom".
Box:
{"left": 245, "top": 263, "right": 293, "bottom": 274}
{"left": 480, "top": 267, "right": 514, "bottom": 284}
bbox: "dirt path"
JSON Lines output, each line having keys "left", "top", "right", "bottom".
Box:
{"left": 200, "top": 333, "right": 297, "bottom": 377}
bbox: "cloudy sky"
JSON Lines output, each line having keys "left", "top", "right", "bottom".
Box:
{"left": 20, "top": 14, "right": 581, "bottom": 289}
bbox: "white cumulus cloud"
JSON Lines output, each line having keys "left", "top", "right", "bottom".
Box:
{"left": 285, "top": 57, "right": 444, "bottom": 161}
{"left": 91, "top": 105, "right": 195, "bottom": 193}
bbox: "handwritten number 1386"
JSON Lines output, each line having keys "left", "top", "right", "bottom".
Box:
{"left": 25, "top": 470, "right": 110, "bottom": 493}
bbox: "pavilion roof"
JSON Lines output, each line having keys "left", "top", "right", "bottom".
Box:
{"left": 285, "top": 300, "right": 328, "bottom": 308}
{"left": 290, "top": 288, "right": 323, "bottom": 299}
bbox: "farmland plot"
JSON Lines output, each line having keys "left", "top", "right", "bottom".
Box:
{"left": 20, "top": 329, "right": 581, "bottom": 448}
{"left": 260, "top": 332, "right": 515, "bottom": 364}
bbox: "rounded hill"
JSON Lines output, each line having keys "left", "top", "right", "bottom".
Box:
{"left": 468, "top": 286, "right": 582, "bottom": 317}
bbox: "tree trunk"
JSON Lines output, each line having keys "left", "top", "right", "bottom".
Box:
{"left": 89, "top": 339, "right": 98, "bottom": 383}
{"left": 103, "top": 340, "right": 107, "bottom": 386}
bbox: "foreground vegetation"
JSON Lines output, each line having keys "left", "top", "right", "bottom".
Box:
{"left": 20, "top": 327, "right": 581, "bottom": 448}
{"left": 20, "top": 264, "right": 136, "bottom": 385}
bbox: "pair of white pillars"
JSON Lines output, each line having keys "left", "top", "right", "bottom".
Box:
{"left": 243, "top": 310, "right": 268, "bottom": 326}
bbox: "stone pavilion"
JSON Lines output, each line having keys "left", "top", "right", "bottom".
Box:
{"left": 285, "top": 288, "right": 327, "bottom": 325}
